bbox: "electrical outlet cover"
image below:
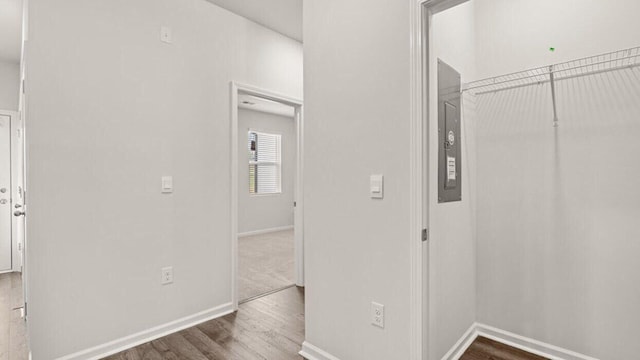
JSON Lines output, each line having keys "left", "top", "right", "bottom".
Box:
{"left": 161, "top": 266, "right": 173, "bottom": 285}
{"left": 371, "top": 302, "right": 384, "bottom": 328}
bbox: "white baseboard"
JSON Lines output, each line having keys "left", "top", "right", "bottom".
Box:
{"left": 475, "top": 323, "right": 599, "bottom": 360}
{"left": 56, "top": 302, "right": 234, "bottom": 360}
{"left": 299, "top": 341, "right": 342, "bottom": 360}
{"left": 440, "top": 322, "right": 479, "bottom": 360}
{"left": 238, "top": 225, "right": 294, "bottom": 237}
{"left": 440, "top": 322, "right": 599, "bottom": 360}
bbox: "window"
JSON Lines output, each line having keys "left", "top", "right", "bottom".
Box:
{"left": 248, "top": 131, "right": 282, "bottom": 194}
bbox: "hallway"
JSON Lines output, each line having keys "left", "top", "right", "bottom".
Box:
{"left": 0, "top": 273, "right": 27, "bottom": 360}
{"left": 103, "top": 286, "right": 305, "bottom": 360}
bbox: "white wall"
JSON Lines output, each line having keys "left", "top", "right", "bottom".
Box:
{"left": 238, "top": 108, "right": 295, "bottom": 234}
{"left": 428, "top": 3, "right": 478, "bottom": 359}
{"left": 475, "top": 1, "right": 640, "bottom": 359}
{"left": 0, "top": 61, "right": 20, "bottom": 110}
{"left": 24, "top": 0, "right": 302, "bottom": 358}
{"left": 475, "top": 0, "right": 640, "bottom": 79}
{"left": 303, "top": 0, "right": 413, "bottom": 359}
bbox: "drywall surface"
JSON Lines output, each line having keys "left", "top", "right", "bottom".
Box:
{"left": 24, "top": 0, "right": 302, "bottom": 357}
{"left": 474, "top": 3, "right": 640, "bottom": 359}
{"left": 0, "top": 61, "right": 19, "bottom": 110}
{"left": 238, "top": 108, "right": 295, "bottom": 234}
{"left": 303, "top": 0, "right": 412, "bottom": 359}
{"left": 428, "top": 3, "right": 478, "bottom": 360}
{"left": 475, "top": 0, "right": 640, "bottom": 79}
{"left": 476, "top": 68, "right": 640, "bottom": 360}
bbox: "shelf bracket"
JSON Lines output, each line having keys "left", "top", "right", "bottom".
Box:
{"left": 549, "top": 65, "right": 559, "bottom": 127}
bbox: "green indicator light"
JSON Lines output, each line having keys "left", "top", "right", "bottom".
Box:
{"left": 549, "top": 47, "right": 556, "bottom": 52}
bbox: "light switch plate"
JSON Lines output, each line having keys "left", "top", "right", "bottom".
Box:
{"left": 161, "top": 176, "right": 173, "bottom": 193}
{"left": 160, "top": 26, "right": 173, "bottom": 44}
{"left": 370, "top": 174, "right": 384, "bottom": 199}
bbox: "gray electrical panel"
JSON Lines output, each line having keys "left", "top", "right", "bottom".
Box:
{"left": 438, "top": 59, "right": 462, "bottom": 203}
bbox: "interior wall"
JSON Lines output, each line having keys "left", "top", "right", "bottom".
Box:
{"left": 428, "top": 3, "right": 478, "bottom": 359}
{"left": 303, "top": 0, "right": 413, "bottom": 359}
{"left": 24, "top": 0, "right": 302, "bottom": 358}
{"left": 476, "top": 68, "right": 640, "bottom": 360}
{"left": 475, "top": 0, "right": 640, "bottom": 79}
{"left": 474, "top": 1, "right": 640, "bottom": 358}
{"left": 0, "top": 61, "right": 20, "bottom": 110}
{"left": 238, "top": 108, "right": 295, "bottom": 234}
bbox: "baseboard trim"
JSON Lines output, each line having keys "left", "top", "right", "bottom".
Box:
{"left": 440, "top": 322, "right": 479, "bottom": 360}
{"left": 56, "top": 302, "right": 234, "bottom": 360}
{"left": 238, "top": 225, "right": 294, "bottom": 238}
{"left": 439, "top": 323, "right": 599, "bottom": 360}
{"left": 299, "top": 341, "right": 342, "bottom": 360}
{"left": 475, "top": 323, "right": 600, "bottom": 360}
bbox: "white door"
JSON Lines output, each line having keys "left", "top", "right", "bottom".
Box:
{"left": 0, "top": 114, "right": 12, "bottom": 271}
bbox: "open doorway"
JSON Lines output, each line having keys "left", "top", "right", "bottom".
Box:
{"left": 0, "top": 0, "right": 28, "bottom": 358}
{"left": 230, "top": 82, "right": 304, "bottom": 308}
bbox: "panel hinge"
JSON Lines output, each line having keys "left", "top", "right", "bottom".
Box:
{"left": 293, "top": 201, "right": 297, "bottom": 207}
{"left": 422, "top": 228, "right": 429, "bottom": 242}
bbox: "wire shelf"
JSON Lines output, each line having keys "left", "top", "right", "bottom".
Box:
{"left": 463, "top": 46, "right": 640, "bottom": 95}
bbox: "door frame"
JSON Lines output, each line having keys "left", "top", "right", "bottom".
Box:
{"left": 410, "top": 1, "right": 470, "bottom": 359}
{"left": 229, "top": 82, "right": 304, "bottom": 310}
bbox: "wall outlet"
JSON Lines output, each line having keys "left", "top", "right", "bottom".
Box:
{"left": 161, "top": 266, "right": 173, "bottom": 285}
{"left": 371, "top": 302, "right": 384, "bottom": 328}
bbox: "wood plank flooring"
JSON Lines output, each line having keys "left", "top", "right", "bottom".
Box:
{"left": 103, "top": 286, "right": 305, "bottom": 360}
{"left": 239, "top": 230, "right": 295, "bottom": 302}
{"left": 460, "top": 336, "right": 548, "bottom": 360}
{"left": 0, "top": 272, "right": 28, "bottom": 360}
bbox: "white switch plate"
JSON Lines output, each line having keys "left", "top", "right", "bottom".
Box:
{"left": 161, "top": 176, "right": 173, "bottom": 193}
{"left": 161, "top": 266, "right": 173, "bottom": 285}
{"left": 370, "top": 174, "right": 384, "bottom": 199}
{"left": 160, "top": 26, "right": 173, "bottom": 44}
{"left": 371, "top": 302, "right": 384, "bottom": 328}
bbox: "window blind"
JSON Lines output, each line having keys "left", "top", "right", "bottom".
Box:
{"left": 248, "top": 131, "right": 282, "bottom": 194}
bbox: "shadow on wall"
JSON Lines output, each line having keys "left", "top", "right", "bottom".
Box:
{"left": 475, "top": 67, "right": 640, "bottom": 359}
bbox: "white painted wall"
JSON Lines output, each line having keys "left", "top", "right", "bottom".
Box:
{"left": 238, "top": 108, "right": 295, "bottom": 234}
{"left": 24, "top": 0, "right": 302, "bottom": 357}
{"left": 475, "top": 1, "right": 640, "bottom": 359}
{"left": 0, "top": 60, "right": 20, "bottom": 110}
{"left": 475, "top": 0, "right": 640, "bottom": 79}
{"left": 303, "top": 0, "right": 413, "bottom": 359}
{"left": 428, "top": 3, "right": 478, "bottom": 359}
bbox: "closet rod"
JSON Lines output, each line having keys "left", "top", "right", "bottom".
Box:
{"left": 461, "top": 46, "right": 640, "bottom": 126}
{"left": 462, "top": 46, "right": 640, "bottom": 95}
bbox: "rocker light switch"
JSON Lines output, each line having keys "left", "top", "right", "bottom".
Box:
{"left": 370, "top": 174, "right": 384, "bottom": 199}
{"left": 161, "top": 176, "right": 173, "bottom": 193}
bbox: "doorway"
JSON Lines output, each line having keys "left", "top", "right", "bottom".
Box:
{"left": 230, "top": 82, "right": 304, "bottom": 308}
{"left": 0, "top": 109, "right": 27, "bottom": 360}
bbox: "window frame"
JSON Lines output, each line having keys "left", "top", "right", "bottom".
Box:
{"left": 248, "top": 129, "right": 282, "bottom": 196}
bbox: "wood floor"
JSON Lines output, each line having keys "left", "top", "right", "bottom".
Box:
{"left": 103, "top": 285, "right": 305, "bottom": 360}
{"left": 0, "top": 272, "right": 28, "bottom": 360}
{"left": 461, "top": 336, "right": 548, "bottom": 360}
{"left": 239, "top": 230, "right": 295, "bottom": 302}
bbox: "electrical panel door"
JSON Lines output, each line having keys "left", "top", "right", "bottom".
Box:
{"left": 438, "top": 60, "right": 462, "bottom": 203}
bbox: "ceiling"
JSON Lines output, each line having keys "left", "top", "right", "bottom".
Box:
{"left": 0, "top": 0, "right": 22, "bottom": 63}
{"left": 239, "top": 94, "right": 296, "bottom": 118}
{"left": 206, "top": 0, "right": 302, "bottom": 42}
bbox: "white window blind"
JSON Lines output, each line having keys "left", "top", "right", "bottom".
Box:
{"left": 248, "top": 131, "right": 282, "bottom": 194}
